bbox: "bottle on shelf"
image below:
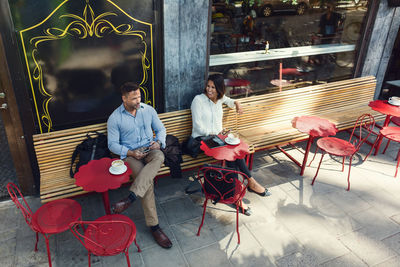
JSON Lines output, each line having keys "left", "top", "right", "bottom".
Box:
{"left": 265, "top": 41, "right": 269, "bottom": 54}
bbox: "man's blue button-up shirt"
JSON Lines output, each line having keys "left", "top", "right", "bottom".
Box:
{"left": 107, "top": 103, "right": 166, "bottom": 159}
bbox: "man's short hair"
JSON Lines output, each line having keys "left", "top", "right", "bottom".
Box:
{"left": 120, "top": 82, "right": 140, "bottom": 95}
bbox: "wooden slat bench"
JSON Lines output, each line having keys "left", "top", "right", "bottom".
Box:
{"left": 221, "top": 76, "right": 385, "bottom": 150}
{"left": 33, "top": 76, "right": 383, "bottom": 203}
{"left": 33, "top": 110, "right": 255, "bottom": 203}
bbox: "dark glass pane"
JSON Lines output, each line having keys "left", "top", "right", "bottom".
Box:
{"left": 9, "top": 0, "right": 159, "bottom": 132}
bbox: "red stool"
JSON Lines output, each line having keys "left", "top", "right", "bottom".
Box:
{"left": 224, "top": 79, "right": 251, "bottom": 96}
{"left": 382, "top": 116, "right": 400, "bottom": 154}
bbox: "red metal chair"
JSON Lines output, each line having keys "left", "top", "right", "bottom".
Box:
{"left": 69, "top": 214, "right": 141, "bottom": 267}
{"left": 196, "top": 165, "right": 249, "bottom": 244}
{"left": 380, "top": 116, "right": 400, "bottom": 155}
{"left": 310, "top": 114, "right": 375, "bottom": 191}
{"left": 7, "top": 182, "right": 82, "bottom": 267}
{"left": 377, "top": 126, "right": 400, "bottom": 177}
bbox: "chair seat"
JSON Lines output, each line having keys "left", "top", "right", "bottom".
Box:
{"left": 381, "top": 127, "right": 400, "bottom": 142}
{"left": 84, "top": 214, "right": 137, "bottom": 256}
{"left": 33, "top": 199, "right": 82, "bottom": 234}
{"left": 317, "top": 137, "right": 356, "bottom": 157}
{"left": 391, "top": 116, "right": 400, "bottom": 127}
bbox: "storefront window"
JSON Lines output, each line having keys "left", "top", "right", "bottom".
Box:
{"left": 209, "top": 0, "right": 369, "bottom": 97}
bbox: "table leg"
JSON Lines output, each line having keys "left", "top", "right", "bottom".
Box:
{"left": 102, "top": 191, "right": 111, "bottom": 215}
{"left": 373, "top": 115, "right": 391, "bottom": 156}
{"left": 279, "top": 61, "right": 282, "bottom": 92}
{"left": 300, "top": 136, "right": 314, "bottom": 176}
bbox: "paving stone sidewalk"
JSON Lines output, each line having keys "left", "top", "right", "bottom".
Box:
{"left": 1, "top": 131, "right": 400, "bottom": 267}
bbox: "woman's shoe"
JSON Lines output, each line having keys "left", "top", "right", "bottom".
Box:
{"left": 238, "top": 206, "right": 252, "bottom": 216}
{"left": 248, "top": 187, "right": 271, "bottom": 197}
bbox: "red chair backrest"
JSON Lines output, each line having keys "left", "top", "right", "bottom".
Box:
{"left": 198, "top": 165, "right": 249, "bottom": 204}
{"left": 6, "top": 183, "right": 35, "bottom": 231}
{"left": 69, "top": 220, "right": 135, "bottom": 256}
{"left": 348, "top": 113, "right": 375, "bottom": 152}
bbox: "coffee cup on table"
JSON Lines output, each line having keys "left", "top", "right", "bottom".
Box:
{"left": 389, "top": 96, "right": 400, "bottom": 106}
{"left": 111, "top": 159, "right": 125, "bottom": 172}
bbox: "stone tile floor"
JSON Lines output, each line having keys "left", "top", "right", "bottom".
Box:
{"left": 2, "top": 131, "right": 400, "bottom": 267}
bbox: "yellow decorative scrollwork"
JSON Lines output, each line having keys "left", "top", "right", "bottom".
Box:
{"left": 20, "top": 0, "right": 154, "bottom": 133}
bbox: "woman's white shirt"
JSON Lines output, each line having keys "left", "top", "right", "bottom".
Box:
{"left": 191, "top": 94, "right": 235, "bottom": 138}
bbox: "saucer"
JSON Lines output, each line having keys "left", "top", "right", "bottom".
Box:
{"left": 109, "top": 165, "right": 127, "bottom": 175}
{"left": 388, "top": 100, "right": 400, "bottom": 106}
{"left": 225, "top": 137, "right": 240, "bottom": 145}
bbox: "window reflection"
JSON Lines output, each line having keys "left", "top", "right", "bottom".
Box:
{"left": 210, "top": 0, "right": 369, "bottom": 97}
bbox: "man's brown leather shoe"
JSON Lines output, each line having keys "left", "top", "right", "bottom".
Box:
{"left": 112, "top": 197, "right": 132, "bottom": 214}
{"left": 151, "top": 228, "right": 172, "bottom": 249}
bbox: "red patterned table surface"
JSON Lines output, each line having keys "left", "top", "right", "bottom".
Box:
{"left": 200, "top": 135, "right": 249, "bottom": 161}
{"left": 369, "top": 100, "right": 400, "bottom": 117}
{"left": 75, "top": 158, "right": 131, "bottom": 193}
{"left": 292, "top": 115, "right": 338, "bottom": 137}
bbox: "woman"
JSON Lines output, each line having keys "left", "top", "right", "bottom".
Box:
{"left": 189, "top": 74, "right": 271, "bottom": 215}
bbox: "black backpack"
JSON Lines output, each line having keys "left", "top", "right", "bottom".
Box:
{"left": 202, "top": 164, "right": 238, "bottom": 204}
{"left": 70, "top": 131, "right": 111, "bottom": 178}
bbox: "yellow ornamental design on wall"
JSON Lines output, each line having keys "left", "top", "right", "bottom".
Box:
{"left": 20, "top": 0, "right": 155, "bottom": 133}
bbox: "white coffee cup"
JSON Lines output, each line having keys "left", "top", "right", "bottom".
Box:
{"left": 227, "top": 133, "right": 235, "bottom": 139}
{"left": 111, "top": 160, "right": 125, "bottom": 172}
{"left": 389, "top": 96, "right": 400, "bottom": 105}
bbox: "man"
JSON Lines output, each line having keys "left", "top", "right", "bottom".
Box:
{"left": 107, "top": 82, "right": 172, "bottom": 249}
{"left": 318, "top": 1, "right": 342, "bottom": 44}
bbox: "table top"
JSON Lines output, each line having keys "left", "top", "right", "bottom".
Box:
{"left": 369, "top": 100, "right": 400, "bottom": 117}
{"left": 75, "top": 158, "right": 132, "bottom": 193}
{"left": 292, "top": 115, "right": 338, "bottom": 137}
{"left": 200, "top": 135, "right": 249, "bottom": 161}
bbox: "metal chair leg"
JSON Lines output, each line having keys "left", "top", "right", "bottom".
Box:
{"left": 236, "top": 202, "right": 240, "bottom": 244}
{"left": 311, "top": 152, "right": 325, "bottom": 186}
{"left": 88, "top": 252, "right": 91, "bottom": 267}
{"left": 347, "top": 156, "right": 353, "bottom": 191}
{"left": 383, "top": 140, "right": 391, "bottom": 154}
{"left": 197, "top": 199, "right": 208, "bottom": 236}
{"left": 134, "top": 239, "right": 141, "bottom": 252}
{"left": 395, "top": 150, "right": 400, "bottom": 178}
{"left": 307, "top": 146, "right": 319, "bottom": 167}
{"left": 125, "top": 249, "right": 131, "bottom": 267}
{"left": 342, "top": 156, "right": 345, "bottom": 172}
{"left": 44, "top": 235, "right": 52, "bottom": 267}
{"left": 35, "top": 232, "right": 39, "bottom": 252}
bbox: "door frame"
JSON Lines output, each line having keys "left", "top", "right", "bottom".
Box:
{"left": 0, "top": 35, "right": 35, "bottom": 194}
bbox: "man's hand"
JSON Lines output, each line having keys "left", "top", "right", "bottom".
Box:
{"left": 127, "top": 149, "right": 147, "bottom": 160}
{"left": 149, "top": 140, "right": 161, "bottom": 150}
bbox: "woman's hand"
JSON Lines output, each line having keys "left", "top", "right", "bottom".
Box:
{"left": 235, "top": 101, "right": 243, "bottom": 115}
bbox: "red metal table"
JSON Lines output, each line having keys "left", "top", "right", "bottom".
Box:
{"left": 224, "top": 79, "right": 251, "bottom": 96}
{"left": 200, "top": 135, "right": 250, "bottom": 163}
{"left": 279, "top": 116, "right": 338, "bottom": 176}
{"left": 369, "top": 100, "right": 400, "bottom": 155}
{"left": 75, "top": 157, "right": 132, "bottom": 214}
